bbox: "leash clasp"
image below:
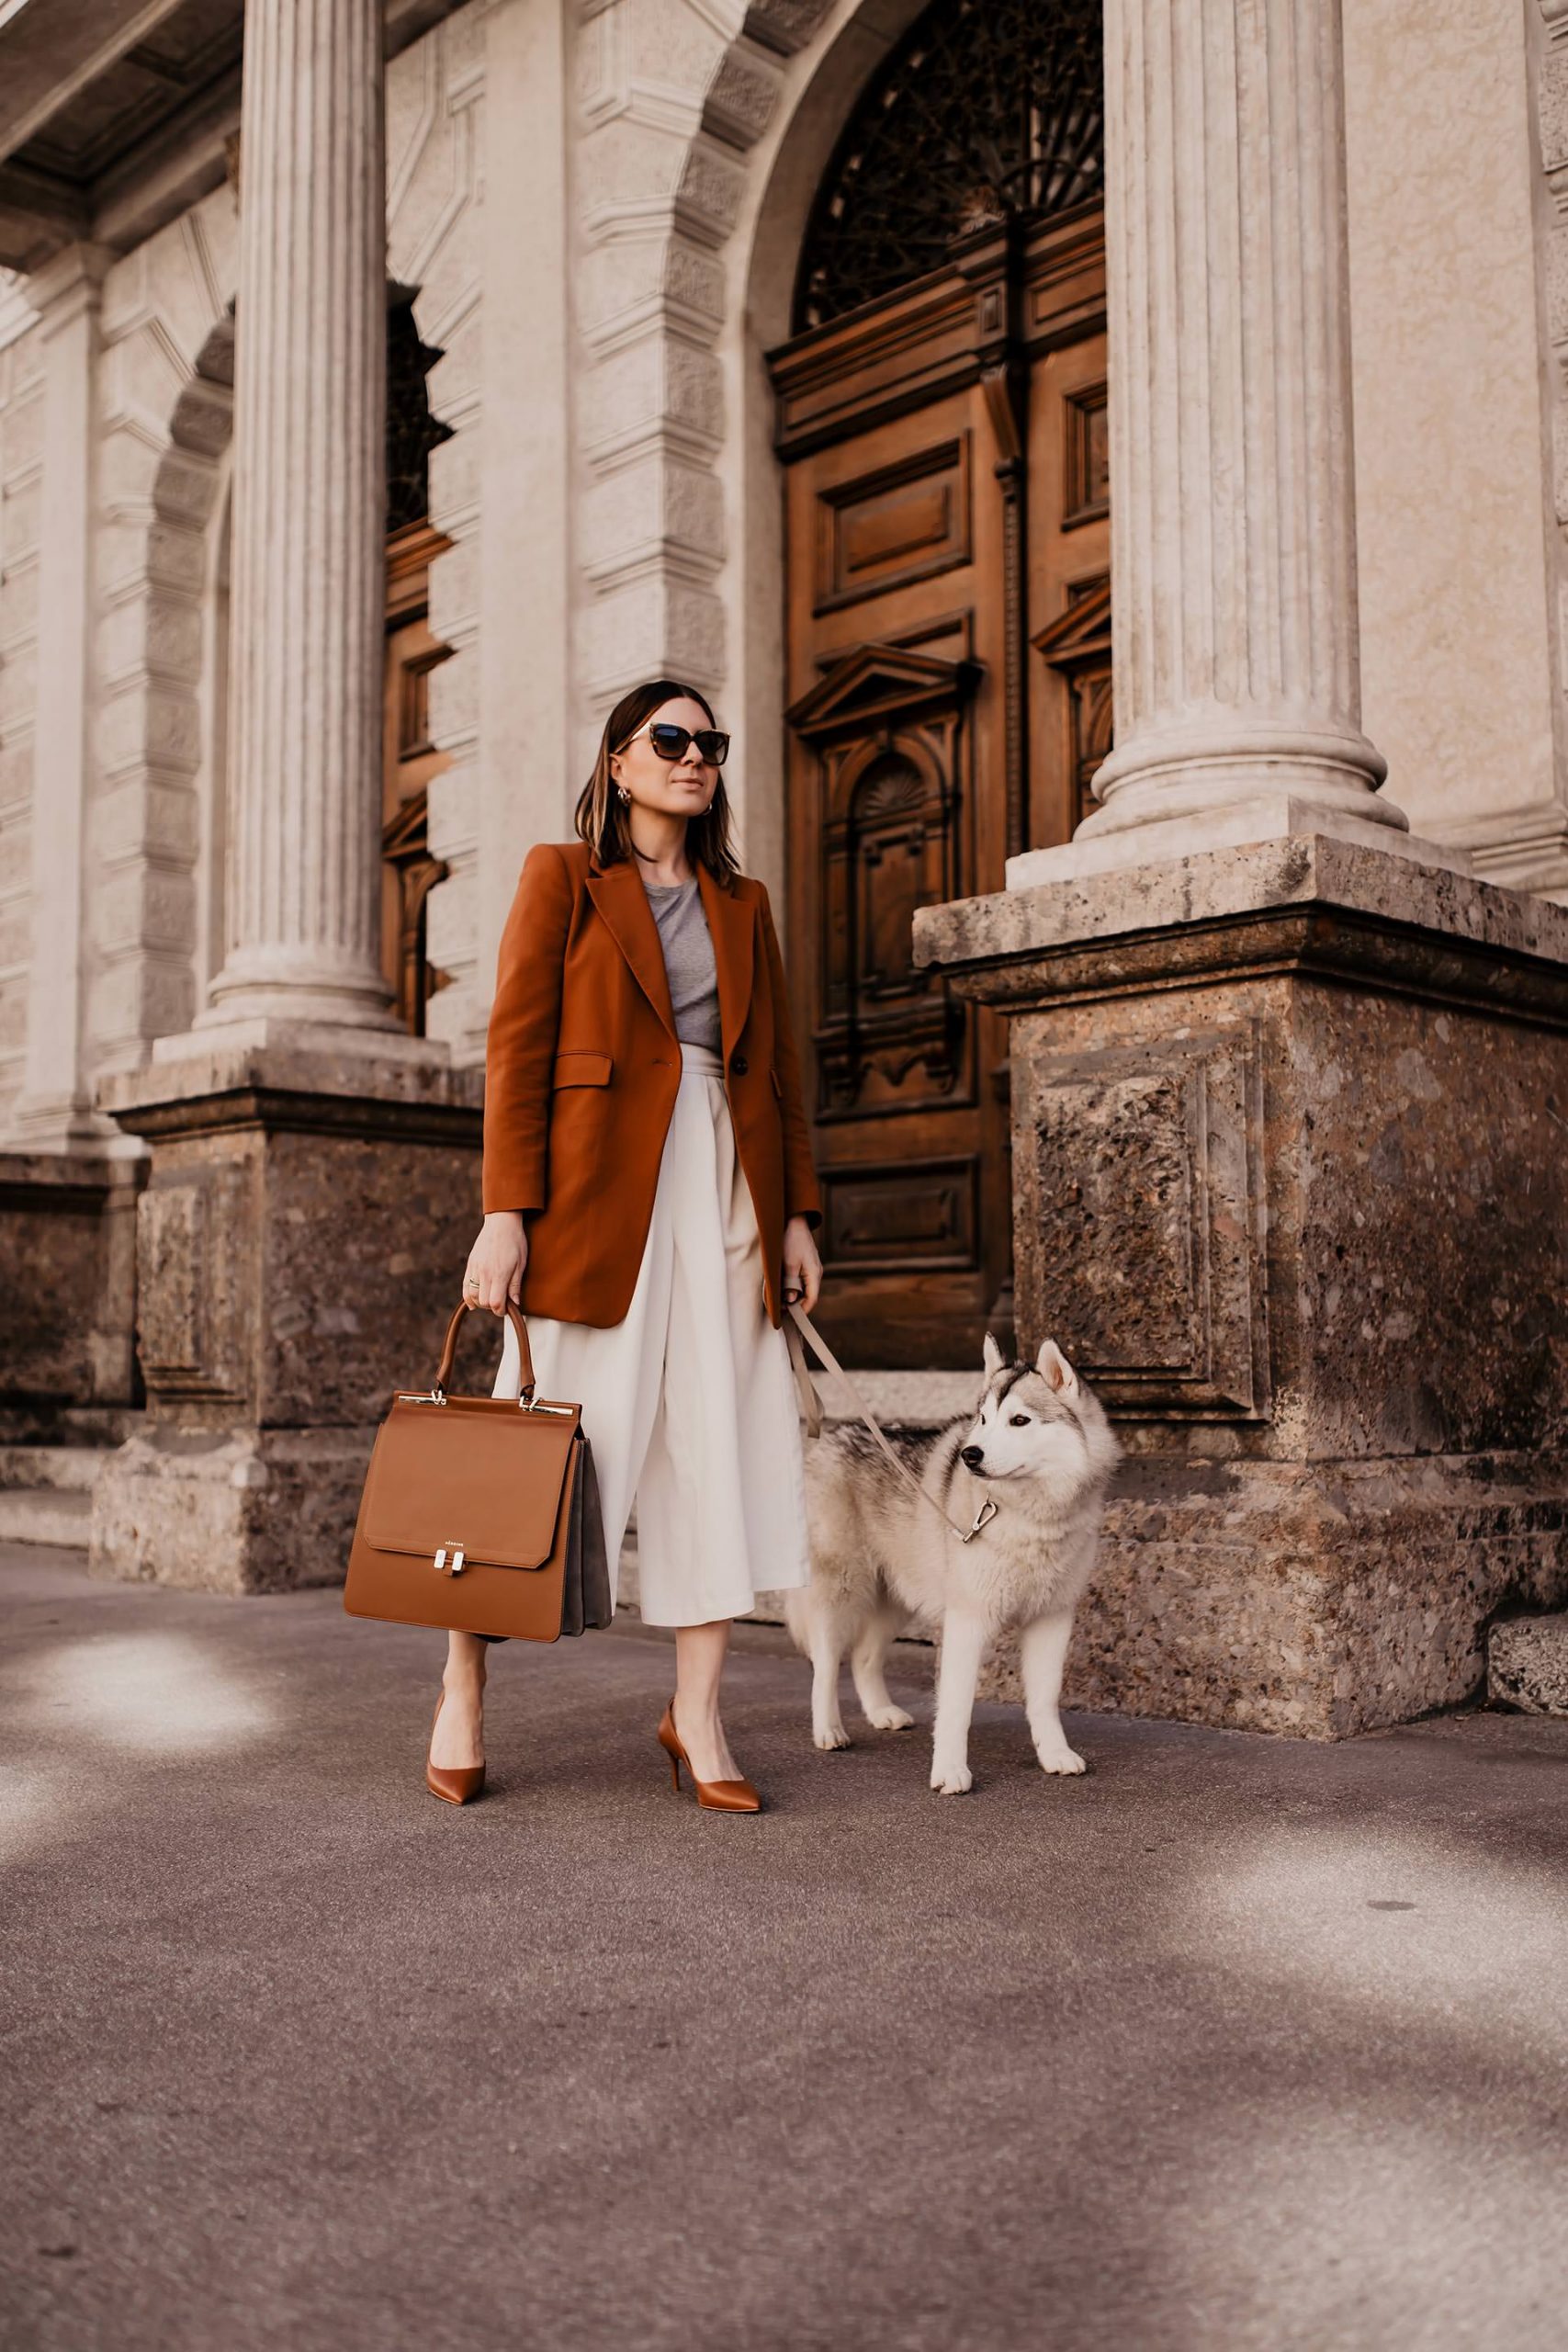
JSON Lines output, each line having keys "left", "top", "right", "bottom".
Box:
{"left": 963, "top": 1498, "right": 998, "bottom": 1544}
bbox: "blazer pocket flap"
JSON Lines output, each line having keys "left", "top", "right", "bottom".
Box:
{"left": 552, "top": 1050, "right": 613, "bottom": 1089}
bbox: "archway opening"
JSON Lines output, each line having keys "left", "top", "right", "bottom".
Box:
{"left": 761, "top": 0, "right": 1109, "bottom": 1367}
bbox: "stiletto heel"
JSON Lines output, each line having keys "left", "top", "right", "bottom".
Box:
{"left": 426, "top": 1690, "right": 485, "bottom": 1806}
{"left": 656, "top": 1698, "right": 761, "bottom": 1813}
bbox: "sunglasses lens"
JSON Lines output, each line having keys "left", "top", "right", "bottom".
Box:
{"left": 642, "top": 722, "right": 729, "bottom": 766}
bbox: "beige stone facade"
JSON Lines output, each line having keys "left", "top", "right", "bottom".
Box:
{"left": 1, "top": 0, "right": 1565, "bottom": 1733}
{"left": 0, "top": 0, "right": 1563, "bottom": 1132}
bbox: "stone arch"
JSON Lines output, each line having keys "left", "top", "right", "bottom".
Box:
{"left": 385, "top": 10, "right": 484, "bottom": 1055}
{"left": 568, "top": 0, "right": 933, "bottom": 886}
{"left": 91, "top": 198, "right": 237, "bottom": 1075}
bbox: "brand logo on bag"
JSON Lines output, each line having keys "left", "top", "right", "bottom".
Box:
{"left": 434, "top": 1544, "right": 467, "bottom": 1576}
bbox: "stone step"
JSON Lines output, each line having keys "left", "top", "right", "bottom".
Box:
{"left": 810, "top": 1367, "right": 977, "bottom": 1429}
{"left": 0, "top": 1444, "right": 108, "bottom": 1492}
{"left": 1488, "top": 1616, "right": 1568, "bottom": 1716}
{"left": 0, "top": 1405, "right": 143, "bottom": 1450}
{"left": 0, "top": 1487, "right": 93, "bottom": 1547}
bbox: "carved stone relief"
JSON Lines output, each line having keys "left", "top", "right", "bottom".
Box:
{"left": 137, "top": 1169, "right": 247, "bottom": 1405}
{"left": 1011, "top": 1020, "right": 1268, "bottom": 1415}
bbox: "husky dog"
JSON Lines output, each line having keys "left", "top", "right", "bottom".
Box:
{"left": 786, "top": 1335, "right": 1119, "bottom": 1794}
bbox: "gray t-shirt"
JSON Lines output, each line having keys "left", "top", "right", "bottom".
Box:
{"left": 643, "top": 873, "right": 722, "bottom": 1052}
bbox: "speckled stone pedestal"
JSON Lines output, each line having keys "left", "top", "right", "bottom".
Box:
{"left": 915, "top": 836, "right": 1568, "bottom": 1738}
{"left": 89, "top": 1039, "right": 483, "bottom": 1592}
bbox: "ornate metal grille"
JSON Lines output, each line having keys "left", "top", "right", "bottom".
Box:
{"left": 794, "top": 0, "right": 1104, "bottom": 333}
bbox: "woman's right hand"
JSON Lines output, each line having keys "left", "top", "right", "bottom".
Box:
{"left": 464, "top": 1211, "right": 526, "bottom": 1314}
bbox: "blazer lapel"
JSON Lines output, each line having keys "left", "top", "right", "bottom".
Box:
{"left": 698, "top": 865, "right": 756, "bottom": 1067}
{"left": 586, "top": 855, "right": 756, "bottom": 1061}
{"left": 586, "top": 862, "right": 677, "bottom": 1040}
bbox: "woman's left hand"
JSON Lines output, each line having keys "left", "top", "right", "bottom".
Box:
{"left": 782, "top": 1216, "right": 823, "bottom": 1316}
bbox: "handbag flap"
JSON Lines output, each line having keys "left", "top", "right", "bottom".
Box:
{"left": 360, "top": 1394, "right": 581, "bottom": 1570}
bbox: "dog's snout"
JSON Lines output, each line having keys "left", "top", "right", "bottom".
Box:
{"left": 960, "top": 1444, "right": 985, "bottom": 1470}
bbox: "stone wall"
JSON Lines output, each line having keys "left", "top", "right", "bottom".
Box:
{"left": 0, "top": 324, "right": 44, "bottom": 1131}
{"left": 1344, "top": 0, "right": 1564, "bottom": 894}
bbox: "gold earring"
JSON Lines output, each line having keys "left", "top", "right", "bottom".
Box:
{"left": 616, "top": 785, "right": 631, "bottom": 805}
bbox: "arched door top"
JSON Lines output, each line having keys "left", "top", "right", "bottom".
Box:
{"left": 795, "top": 0, "right": 1104, "bottom": 334}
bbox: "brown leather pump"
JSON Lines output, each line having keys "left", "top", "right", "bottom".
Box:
{"left": 426, "top": 1691, "right": 485, "bottom": 1807}
{"left": 657, "top": 1698, "right": 761, "bottom": 1813}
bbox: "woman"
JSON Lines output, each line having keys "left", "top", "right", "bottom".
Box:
{"left": 427, "top": 680, "right": 824, "bottom": 1812}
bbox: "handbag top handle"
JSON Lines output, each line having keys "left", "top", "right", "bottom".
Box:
{"left": 434, "top": 1297, "right": 538, "bottom": 1403}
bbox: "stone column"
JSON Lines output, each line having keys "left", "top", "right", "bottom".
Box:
{"left": 199, "top": 0, "right": 395, "bottom": 1034}
{"left": 1022, "top": 0, "right": 1413, "bottom": 880}
{"left": 6, "top": 245, "right": 115, "bottom": 1147}
{"left": 89, "top": 0, "right": 483, "bottom": 1593}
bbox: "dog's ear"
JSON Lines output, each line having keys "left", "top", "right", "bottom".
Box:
{"left": 982, "top": 1331, "right": 1005, "bottom": 1376}
{"left": 1036, "top": 1338, "right": 1079, "bottom": 1396}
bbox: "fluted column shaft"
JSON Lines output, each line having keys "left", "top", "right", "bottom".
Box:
{"left": 203, "top": 0, "right": 393, "bottom": 1027}
{"left": 1083, "top": 0, "right": 1402, "bottom": 841}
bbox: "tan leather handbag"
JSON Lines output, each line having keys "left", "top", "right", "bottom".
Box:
{"left": 343, "top": 1299, "right": 612, "bottom": 1642}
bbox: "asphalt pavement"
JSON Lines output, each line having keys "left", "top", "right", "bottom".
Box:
{"left": 4, "top": 1541, "right": 1567, "bottom": 2352}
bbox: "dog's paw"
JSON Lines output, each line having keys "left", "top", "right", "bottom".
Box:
{"left": 863, "top": 1704, "right": 916, "bottom": 1733}
{"left": 814, "top": 1724, "right": 852, "bottom": 1752}
{"left": 931, "top": 1760, "right": 974, "bottom": 1795}
{"left": 1035, "top": 1744, "right": 1087, "bottom": 1777}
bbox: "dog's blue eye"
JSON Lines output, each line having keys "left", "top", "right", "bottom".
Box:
{"left": 1009, "top": 1413, "right": 1030, "bottom": 1427}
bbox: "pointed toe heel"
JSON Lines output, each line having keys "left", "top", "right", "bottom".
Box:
{"left": 657, "top": 1699, "right": 761, "bottom": 1814}
{"left": 426, "top": 1692, "right": 486, "bottom": 1806}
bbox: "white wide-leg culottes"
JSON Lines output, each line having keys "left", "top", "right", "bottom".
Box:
{"left": 492, "top": 1040, "right": 812, "bottom": 1626}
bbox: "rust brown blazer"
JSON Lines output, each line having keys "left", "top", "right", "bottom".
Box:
{"left": 482, "top": 839, "right": 822, "bottom": 1330}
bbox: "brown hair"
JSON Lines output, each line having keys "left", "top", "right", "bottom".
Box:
{"left": 574, "top": 679, "right": 742, "bottom": 888}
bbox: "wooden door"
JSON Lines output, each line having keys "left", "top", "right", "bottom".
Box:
{"left": 770, "top": 214, "right": 1108, "bottom": 1367}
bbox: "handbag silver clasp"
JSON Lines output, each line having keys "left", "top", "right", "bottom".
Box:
{"left": 434, "top": 1544, "right": 466, "bottom": 1576}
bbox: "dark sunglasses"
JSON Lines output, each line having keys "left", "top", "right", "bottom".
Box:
{"left": 619, "top": 719, "right": 730, "bottom": 767}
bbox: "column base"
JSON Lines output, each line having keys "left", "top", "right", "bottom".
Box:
{"left": 1009, "top": 793, "right": 1472, "bottom": 891}
{"left": 198, "top": 944, "right": 400, "bottom": 1036}
{"left": 88, "top": 1423, "right": 382, "bottom": 1595}
{"left": 3, "top": 1094, "right": 141, "bottom": 1155}
{"left": 146, "top": 1016, "right": 450, "bottom": 1086}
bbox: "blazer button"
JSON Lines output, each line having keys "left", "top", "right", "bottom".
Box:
{"left": 731, "top": 1054, "right": 749, "bottom": 1076}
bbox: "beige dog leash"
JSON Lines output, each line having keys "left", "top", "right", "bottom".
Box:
{"left": 783, "top": 1297, "right": 998, "bottom": 1546}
